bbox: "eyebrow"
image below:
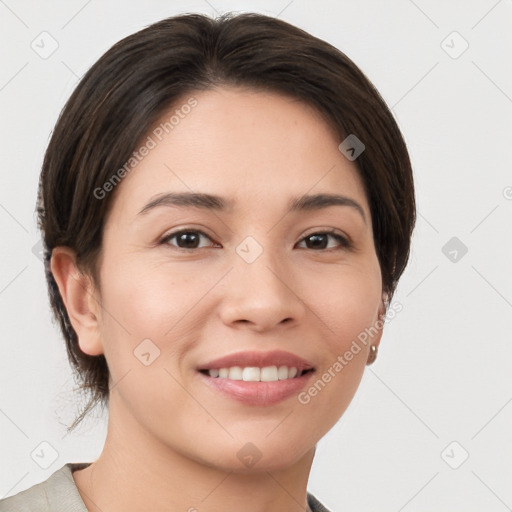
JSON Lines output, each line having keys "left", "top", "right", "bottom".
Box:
{"left": 137, "top": 192, "right": 366, "bottom": 223}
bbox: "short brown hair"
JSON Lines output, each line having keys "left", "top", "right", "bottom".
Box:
{"left": 37, "top": 12, "right": 415, "bottom": 430}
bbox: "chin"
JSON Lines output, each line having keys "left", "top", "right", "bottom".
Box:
{"left": 199, "top": 439, "right": 313, "bottom": 475}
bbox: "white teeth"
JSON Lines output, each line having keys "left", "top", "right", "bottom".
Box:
{"left": 260, "top": 366, "right": 278, "bottom": 381}
{"left": 207, "top": 365, "right": 301, "bottom": 381}
{"left": 228, "top": 366, "right": 243, "bottom": 380}
{"left": 278, "top": 365, "right": 289, "bottom": 380}
{"left": 242, "top": 367, "right": 260, "bottom": 381}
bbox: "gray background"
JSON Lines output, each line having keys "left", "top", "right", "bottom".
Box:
{"left": 1, "top": 0, "right": 511, "bottom": 510}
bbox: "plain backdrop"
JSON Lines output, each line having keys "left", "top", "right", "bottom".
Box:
{"left": 1, "top": 1, "right": 511, "bottom": 511}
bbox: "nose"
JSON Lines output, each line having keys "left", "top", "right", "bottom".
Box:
{"left": 218, "top": 252, "right": 306, "bottom": 332}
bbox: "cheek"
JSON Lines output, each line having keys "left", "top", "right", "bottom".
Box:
{"left": 296, "top": 275, "right": 380, "bottom": 435}
{"left": 96, "top": 255, "right": 216, "bottom": 384}
{"left": 311, "top": 261, "right": 382, "bottom": 348}
{"left": 292, "top": 258, "right": 381, "bottom": 417}
{"left": 96, "top": 261, "right": 195, "bottom": 413}
{"left": 99, "top": 256, "right": 199, "bottom": 336}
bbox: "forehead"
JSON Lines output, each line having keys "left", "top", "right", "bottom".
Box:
{"left": 107, "top": 86, "right": 369, "bottom": 220}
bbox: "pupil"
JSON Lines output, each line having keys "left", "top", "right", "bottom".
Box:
{"left": 179, "top": 232, "right": 198, "bottom": 248}
{"left": 175, "top": 233, "right": 329, "bottom": 249}
{"left": 308, "top": 234, "right": 326, "bottom": 249}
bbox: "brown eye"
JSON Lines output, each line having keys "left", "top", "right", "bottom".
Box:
{"left": 161, "top": 230, "right": 215, "bottom": 250}
{"left": 298, "top": 231, "right": 352, "bottom": 251}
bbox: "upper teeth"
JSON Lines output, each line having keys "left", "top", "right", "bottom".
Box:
{"left": 208, "top": 366, "right": 301, "bottom": 381}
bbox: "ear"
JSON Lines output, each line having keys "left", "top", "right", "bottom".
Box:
{"left": 50, "top": 247, "right": 104, "bottom": 356}
{"left": 373, "top": 293, "right": 388, "bottom": 350}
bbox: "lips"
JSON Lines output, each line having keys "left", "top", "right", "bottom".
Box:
{"left": 197, "top": 349, "right": 315, "bottom": 372}
{"left": 196, "top": 350, "right": 316, "bottom": 406}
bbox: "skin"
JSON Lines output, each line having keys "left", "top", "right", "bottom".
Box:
{"left": 51, "top": 86, "right": 384, "bottom": 512}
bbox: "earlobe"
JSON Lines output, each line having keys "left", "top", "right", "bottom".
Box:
{"left": 50, "top": 247, "right": 104, "bottom": 356}
{"left": 366, "top": 295, "right": 387, "bottom": 366}
{"left": 373, "top": 294, "right": 388, "bottom": 349}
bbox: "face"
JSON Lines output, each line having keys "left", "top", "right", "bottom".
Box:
{"left": 87, "top": 87, "right": 383, "bottom": 472}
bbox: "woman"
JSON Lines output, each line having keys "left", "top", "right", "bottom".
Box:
{"left": 0, "top": 11, "right": 415, "bottom": 512}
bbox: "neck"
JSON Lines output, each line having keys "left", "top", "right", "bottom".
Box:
{"left": 73, "top": 396, "right": 315, "bottom": 512}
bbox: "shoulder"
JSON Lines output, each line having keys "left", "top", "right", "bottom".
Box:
{"left": 1, "top": 466, "right": 330, "bottom": 512}
{"left": 307, "top": 492, "right": 333, "bottom": 512}
{"left": 0, "top": 463, "right": 91, "bottom": 512}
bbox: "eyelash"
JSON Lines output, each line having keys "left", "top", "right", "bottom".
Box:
{"left": 159, "top": 228, "right": 353, "bottom": 252}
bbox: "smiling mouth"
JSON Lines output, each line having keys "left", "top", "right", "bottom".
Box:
{"left": 198, "top": 366, "right": 314, "bottom": 382}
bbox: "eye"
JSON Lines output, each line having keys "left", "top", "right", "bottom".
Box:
{"left": 160, "top": 229, "right": 217, "bottom": 250}
{"left": 159, "top": 228, "right": 352, "bottom": 251}
{"left": 296, "top": 230, "right": 352, "bottom": 251}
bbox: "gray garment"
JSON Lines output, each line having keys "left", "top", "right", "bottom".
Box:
{"left": 0, "top": 463, "right": 91, "bottom": 512}
{"left": 0, "top": 463, "right": 332, "bottom": 512}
